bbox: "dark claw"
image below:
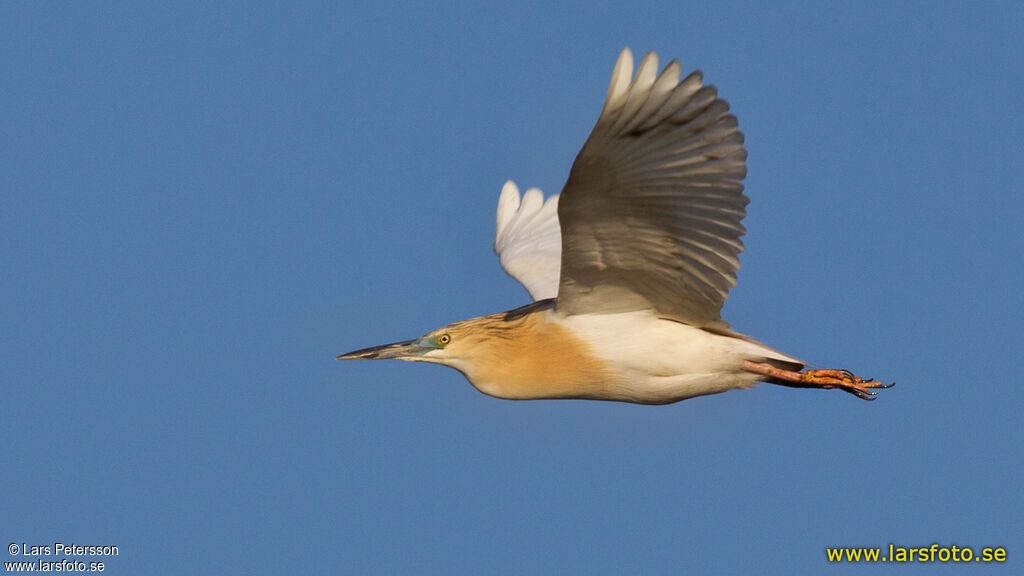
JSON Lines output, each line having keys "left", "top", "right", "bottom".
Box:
{"left": 853, "top": 389, "right": 876, "bottom": 401}
{"left": 836, "top": 382, "right": 883, "bottom": 401}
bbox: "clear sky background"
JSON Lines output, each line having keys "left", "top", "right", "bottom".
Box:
{"left": 3, "top": 2, "right": 1021, "bottom": 574}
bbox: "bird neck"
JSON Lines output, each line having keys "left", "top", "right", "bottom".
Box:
{"left": 456, "top": 304, "right": 624, "bottom": 400}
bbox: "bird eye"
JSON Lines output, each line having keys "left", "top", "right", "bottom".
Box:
{"left": 437, "top": 334, "right": 451, "bottom": 346}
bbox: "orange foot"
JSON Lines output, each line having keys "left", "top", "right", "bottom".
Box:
{"left": 744, "top": 362, "right": 894, "bottom": 401}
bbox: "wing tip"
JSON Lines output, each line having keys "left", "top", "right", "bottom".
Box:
{"left": 495, "top": 180, "right": 522, "bottom": 248}
{"left": 603, "top": 47, "right": 636, "bottom": 116}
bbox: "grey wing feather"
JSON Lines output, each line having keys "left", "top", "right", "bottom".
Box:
{"left": 556, "top": 48, "right": 748, "bottom": 328}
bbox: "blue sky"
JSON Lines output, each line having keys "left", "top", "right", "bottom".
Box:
{"left": 3, "top": 2, "right": 1021, "bottom": 574}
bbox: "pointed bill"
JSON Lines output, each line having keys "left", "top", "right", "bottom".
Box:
{"left": 336, "top": 340, "right": 432, "bottom": 360}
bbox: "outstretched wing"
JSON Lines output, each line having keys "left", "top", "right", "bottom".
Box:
{"left": 556, "top": 48, "right": 748, "bottom": 328}
{"left": 493, "top": 180, "right": 561, "bottom": 300}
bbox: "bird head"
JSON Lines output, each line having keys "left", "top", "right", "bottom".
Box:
{"left": 336, "top": 301, "right": 615, "bottom": 401}
{"left": 335, "top": 316, "right": 503, "bottom": 372}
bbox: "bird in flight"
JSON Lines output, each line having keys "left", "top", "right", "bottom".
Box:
{"left": 338, "top": 48, "right": 891, "bottom": 404}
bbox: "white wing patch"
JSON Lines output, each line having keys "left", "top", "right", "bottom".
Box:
{"left": 493, "top": 180, "right": 561, "bottom": 301}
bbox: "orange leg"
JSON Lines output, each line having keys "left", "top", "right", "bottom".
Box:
{"left": 744, "top": 361, "right": 894, "bottom": 401}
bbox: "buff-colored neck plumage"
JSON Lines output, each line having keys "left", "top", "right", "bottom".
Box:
{"left": 429, "top": 306, "right": 627, "bottom": 401}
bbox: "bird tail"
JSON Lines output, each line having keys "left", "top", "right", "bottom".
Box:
{"left": 704, "top": 325, "right": 805, "bottom": 373}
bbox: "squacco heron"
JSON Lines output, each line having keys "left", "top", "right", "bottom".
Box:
{"left": 338, "top": 48, "right": 892, "bottom": 404}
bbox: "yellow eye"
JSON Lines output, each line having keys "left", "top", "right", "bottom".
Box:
{"left": 437, "top": 334, "right": 451, "bottom": 346}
